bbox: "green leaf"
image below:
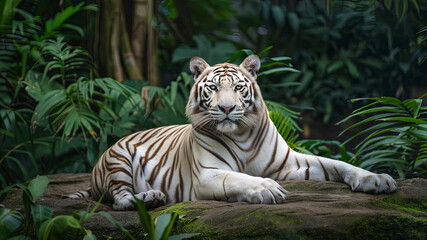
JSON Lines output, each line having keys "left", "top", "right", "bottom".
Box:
{"left": 32, "top": 89, "right": 67, "bottom": 122}
{"left": 287, "top": 12, "right": 299, "bottom": 31}
{"left": 61, "top": 23, "right": 84, "bottom": 37}
{"left": 296, "top": 71, "right": 313, "bottom": 94}
{"left": 168, "top": 233, "right": 200, "bottom": 240}
{"left": 38, "top": 216, "right": 81, "bottom": 240}
{"left": 31, "top": 204, "right": 53, "bottom": 231}
{"left": 323, "top": 100, "right": 333, "bottom": 124}
{"left": 338, "top": 112, "right": 398, "bottom": 136}
{"left": 357, "top": 58, "right": 383, "bottom": 69}
{"left": 156, "top": 212, "right": 179, "bottom": 240}
{"left": 227, "top": 49, "right": 254, "bottom": 63}
{"left": 50, "top": 2, "right": 84, "bottom": 33}
{"left": 382, "top": 117, "right": 427, "bottom": 124}
{"left": 134, "top": 197, "right": 155, "bottom": 239}
{"left": 269, "top": 56, "right": 292, "bottom": 62}
{"left": 258, "top": 46, "right": 273, "bottom": 54}
{"left": 402, "top": 99, "right": 422, "bottom": 118}
{"left": 258, "top": 67, "right": 299, "bottom": 76}
{"left": 0, "top": 0, "right": 20, "bottom": 26}
{"left": 82, "top": 3, "right": 99, "bottom": 12}
{"left": 344, "top": 59, "right": 359, "bottom": 78}
{"left": 27, "top": 175, "right": 50, "bottom": 202}
{"left": 326, "top": 61, "right": 344, "bottom": 74}
{"left": 170, "top": 81, "right": 178, "bottom": 104}
{"left": 271, "top": 5, "right": 285, "bottom": 27}
{"left": 0, "top": 208, "right": 23, "bottom": 239}
{"left": 83, "top": 233, "right": 97, "bottom": 240}
{"left": 24, "top": 71, "right": 60, "bottom": 101}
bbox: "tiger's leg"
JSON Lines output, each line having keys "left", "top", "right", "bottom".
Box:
{"left": 196, "top": 169, "right": 287, "bottom": 204}
{"left": 93, "top": 157, "right": 167, "bottom": 210}
{"left": 273, "top": 150, "right": 397, "bottom": 193}
{"left": 105, "top": 172, "right": 167, "bottom": 210}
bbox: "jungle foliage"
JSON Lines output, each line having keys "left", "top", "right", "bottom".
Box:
{"left": 1, "top": 0, "right": 427, "bottom": 238}
{"left": 0, "top": 176, "right": 197, "bottom": 240}
{"left": 339, "top": 94, "right": 427, "bottom": 178}
{"left": 0, "top": 2, "right": 145, "bottom": 187}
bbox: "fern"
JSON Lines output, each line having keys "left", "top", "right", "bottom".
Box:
{"left": 269, "top": 110, "right": 301, "bottom": 150}
{"left": 266, "top": 101, "right": 301, "bottom": 132}
{"left": 0, "top": 2, "right": 138, "bottom": 188}
{"left": 338, "top": 94, "right": 427, "bottom": 178}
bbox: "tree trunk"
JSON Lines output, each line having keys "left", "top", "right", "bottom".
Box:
{"left": 95, "top": 0, "right": 159, "bottom": 85}
{"left": 110, "top": 0, "right": 124, "bottom": 82}
{"left": 175, "top": 0, "right": 195, "bottom": 43}
{"left": 120, "top": 3, "right": 143, "bottom": 80}
{"left": 97, "top": 0, "right": 114, "bottom": 78}
{"left": 146, "top": 0, "right": 160, "bottom": 86}
{"left": 132, "top": 0, "right": 148, "bottom": 75}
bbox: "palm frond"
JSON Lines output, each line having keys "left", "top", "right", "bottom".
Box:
{"left": 265, "top": 101, "right": 301, "bottom": 131}
{"left": 339, "top": 95, "right": 427, "bottom": 178}
{"left": 269, "top": 110, "right": 300, "bottom": 150}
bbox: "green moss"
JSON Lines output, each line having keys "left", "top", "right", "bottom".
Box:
{"left": 153, "top": 202, "right": 191, "bottom": 216}
{"left": 149, "top": 200, "right": 427, "bottom": 240}
{"left": 175, "top": 217, "right": 219, "bottom": 240}
{"left": 153, "top": 204, "right": 311, "bottom": 240}
{"left": 348, "top": 215, "right": 427, "bottom": 240}
{"left": 271, "top": 210, "right": 303, "bottom": 225}
{"left": 381, "top": 197, "right": 427, "bottom": 213}
{"left": 153, "top": 201, "right": 220, "bottom": 218}
{"left": 232, "top": 208, "right": 260, "bottom": 224}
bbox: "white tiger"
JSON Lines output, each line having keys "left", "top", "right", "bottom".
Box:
{"left": 69, "top": 55, "right": 397, "bottom": 210}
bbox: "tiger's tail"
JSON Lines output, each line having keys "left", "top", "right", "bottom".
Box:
{"left": 65, "top": 188, "right": 92, "bottom": 199}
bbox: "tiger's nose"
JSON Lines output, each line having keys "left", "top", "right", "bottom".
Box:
{"left": 218, "top": 105, "right": 236, "bottom": 115}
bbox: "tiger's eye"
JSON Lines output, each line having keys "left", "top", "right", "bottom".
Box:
{"left": 235, "top": 85, "right": 243, "bottom": 90}
{"left": 209, "top": 85, "right": 217, "bottom": 91}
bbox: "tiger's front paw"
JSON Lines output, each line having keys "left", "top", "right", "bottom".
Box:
{"left": 135, "top": 190, "right": 167, "bottom": 209}
{"left": 349, "top": 173, "right": 397, "bottom": 194}
{"left": 246, "top": 178, "right": 287, "bottom": 204}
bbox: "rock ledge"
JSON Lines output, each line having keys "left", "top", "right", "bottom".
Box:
{"left": 2, "top": 173, "right": 426, "bottom": 239}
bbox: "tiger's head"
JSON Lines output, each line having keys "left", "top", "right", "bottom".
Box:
{"left": 185, "top": 55, "right": 267, "bottom": 133}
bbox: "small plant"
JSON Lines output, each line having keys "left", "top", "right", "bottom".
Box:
{"left": 0, "top": 175, "right": 198, "bottom": 239}
{"left": 133, "top": 196, "right": 199, "bottom": 240}
{"left": 0, "top": 175, "right": 51, "bottom": 239}
{"left": 36, "top": 198, "right": 135, "bottom": 240}
{"left": 338, "top": 93, "right": 427, "bottom": 178}
{"left": 0, "top": 175, "right": 134, "bottom": 239}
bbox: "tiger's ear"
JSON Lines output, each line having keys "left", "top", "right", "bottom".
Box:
{"left": 240, "top": 55, "right": 261, "bottom": 79}
{"left": 190, "top": 57, "right": 210, "bottom": 80}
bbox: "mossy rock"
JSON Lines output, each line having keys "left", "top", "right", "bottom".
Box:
{"left": 1, "top": 174, "right": 426, "bottom": 239}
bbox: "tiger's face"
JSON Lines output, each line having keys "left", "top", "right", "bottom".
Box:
{"left": 186, "top": 55, "right": 266, "bottom": 133}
